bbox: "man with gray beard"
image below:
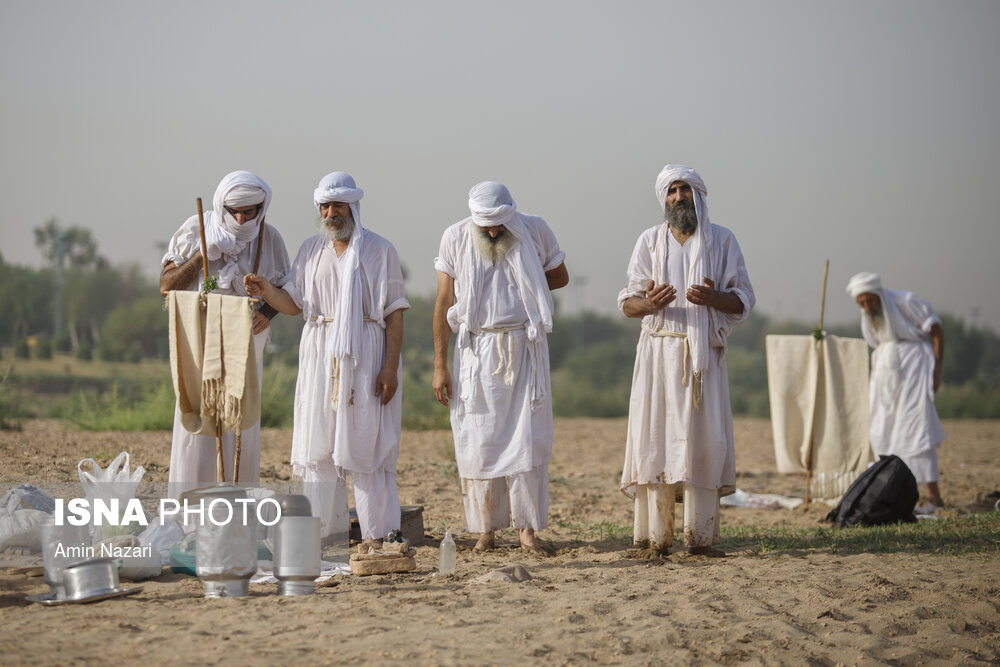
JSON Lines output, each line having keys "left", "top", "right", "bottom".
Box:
{"left": 618, "top": 164, "right": 754, "bottom": 557}
{"left": 245, "top": 171, "right": 409, "bottom": 548}
{"left": 433, "top": 181, "right": 568, "bottom": 553}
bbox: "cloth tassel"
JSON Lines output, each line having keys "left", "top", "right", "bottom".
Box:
{"left": 330, "top": 355, "right": 340, "bottom": 412}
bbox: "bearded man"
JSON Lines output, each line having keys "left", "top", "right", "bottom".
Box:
{"left": 618, "top": 164, "right": 754, "bottom": 557}
{"left": 245, "top": 172, "right": 409, "bottom": 546}
{"left": 432, "top": 181, "right": 569, "bottom": 553}
{"left": 160, "top": 170, "right": 291, "bottom": 490}
{"left": 847, "top": 272, "right": 946, "bottom": 510}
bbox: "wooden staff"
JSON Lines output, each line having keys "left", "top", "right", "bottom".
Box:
{"left": 197, "top": 197, "right": 226, "bottom": 483}
{"left": 804, "top": 259, "right": 830, "bottom": 509}
{"left": 196, "top": 198, "right": 209, "bottom": 283}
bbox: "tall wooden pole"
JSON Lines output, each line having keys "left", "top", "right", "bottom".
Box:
{"left": 805, "top": 259, "right": 830, "bottom": 509}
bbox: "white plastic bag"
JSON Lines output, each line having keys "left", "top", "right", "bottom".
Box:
{"left": 0, "top": 484, "right": 55, "bottom": 551}
{"left": 77, "top": 451, "right": 146, "bottom": 543}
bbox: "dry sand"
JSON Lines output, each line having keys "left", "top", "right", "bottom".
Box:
{"left": 1, "top": 418, "right": 998, "bottom": 665}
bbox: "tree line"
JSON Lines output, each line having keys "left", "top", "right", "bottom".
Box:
{"left": 3, "top": 219, "right": 999, "bottom": 422}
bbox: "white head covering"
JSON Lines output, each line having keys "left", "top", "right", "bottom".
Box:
{"left": 847, "top": 271, "right": 901, "bottom": 406}
{"left": 652, "top": 164, "right": 714, "bottom": 405}
{"left": 468, "top": 182, "right": 518, "bottom": 228}
{"left": 846, "top": 272, "right": 882, "bottom": 299}
{"left": 314, "top": 172, "right": 366, "bottom": 392}
{"left": 204, "top": 171, "right": 272, "bottom": 290}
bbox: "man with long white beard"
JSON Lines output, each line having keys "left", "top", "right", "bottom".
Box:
{"left": 846, "top": 272, "right": 946, "bottom": 511}
{"left": 160, "top": 170, "right": 291, "bottom": 490}
{"left": 432, "top": 181, "right": 569, "bottom": 553}
{"left": 244, "top": 172, "right": 409, "bottom": 546}
{"left": 618, "top": 164, "right": 754, "bottom": 557}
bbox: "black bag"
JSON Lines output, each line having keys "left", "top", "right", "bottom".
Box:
{"left": 824, "top": 455, "right": 919, "bottom": 527}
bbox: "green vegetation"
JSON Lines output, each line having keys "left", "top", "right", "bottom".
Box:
{"left": 3, "top": 220, "right": 1000, "bottom": 429}
{"left": 558, "top": 513, "right": 1000, "bottom": 558}
{"left": 59, "top": 379, "right": 175, "bottom": 431}
{"left": 723, "top": 512, "right": 1000, "bottom": 558}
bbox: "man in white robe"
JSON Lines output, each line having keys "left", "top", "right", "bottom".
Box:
{"left": 245, "top": 171, "right": 409, "bottom": 545}
{"left": 433, "top": 181, "right": 569, "bottom": 553}
{"left": 618, "top": 164, "right": 754, "bottom": 556}
{"left": 847, "top": 272, "right": 946, "bottom": 509}
{"left": 160, "top": 170, "right": 291, "bottom": 492}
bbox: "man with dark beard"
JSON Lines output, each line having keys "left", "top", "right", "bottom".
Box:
{"left": 244, "top": 171, "right": 409, "bottom": 549}
{"left": 618, "top": 164, "right": 754, "bottom": 557}
{"left": 433, "top": 181, "right": 568, "bottom": 553}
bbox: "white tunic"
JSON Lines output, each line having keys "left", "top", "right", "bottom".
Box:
{"left": 284, "top": 231, "right": 409, "bottom": 477}
{"left": 618, "top": 223, "right": 754, "bottom": 497}
{"left": 435, "top": 217, "right": 565, "bottom": 479}
{"left": 163, "top": 217, "right": 291, "bottom": 488}
{"left": 860, "top": 289, "right": 945, "bottom": 468}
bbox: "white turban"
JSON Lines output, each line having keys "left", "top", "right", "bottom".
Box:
{"left": 846, "top": 272, "right": 882, "bottom": 299}
{"left": 655, "top": 164, "right": 707, "bottom": 212}
{"left": 468, "top": 181, "right": 517, "bottom": 228}
{"left": 205, "top": 170, "right": 272, "bottom": 290}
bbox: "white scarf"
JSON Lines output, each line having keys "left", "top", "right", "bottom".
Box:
{"left": 652, "top": 165, "right": 713, "bottom": 402}
{"left": 847, "top": 272, "right": 900, "bottom": 406}
{"left": 312, "top": 172, "right": 366, "bottom": 403}
{"left": 204, "top": 171, "right": 271, "bottom": 292}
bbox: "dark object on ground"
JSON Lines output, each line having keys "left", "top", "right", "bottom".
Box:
{"left": 825, "top": 455, "right": 918, "bottom": 527}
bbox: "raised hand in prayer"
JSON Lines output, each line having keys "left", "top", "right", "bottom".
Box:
{"left": 646, "top": 280, "right": 677, "bottom": 310}
{"left": 687, "top": 277, "right": 744, "bottom": 315}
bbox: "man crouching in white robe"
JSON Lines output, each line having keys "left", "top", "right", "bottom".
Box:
{"left": 245, "top": 172, "right": 409, "bottom": 547}
{"left": 160, "top": 170, "right": 291, "bottom": 493}
{"left": 618, "top": 164, "right": 754, "bottom": 557}
{"left": 847, "top": 272, "right": 946, "bottom": 510}
{"left": 432, "top": 182, "right": 569, "bottom": 553}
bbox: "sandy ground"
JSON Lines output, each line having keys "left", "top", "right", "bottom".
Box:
{"left": 1, "top": 418, "right": 998, "bottom": 665}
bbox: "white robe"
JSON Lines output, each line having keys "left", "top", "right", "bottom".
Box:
{"left": 434, "top": 216, "right": 565, "bottom": 479}
{"left": 163, "top": 217, "right": 290, "bottom": 490}
{"left": 283, "top": 231, "right": 409, "bottom": 477}
{"left": 618, "top": 223, "right": 754, "bottom": 497}
{"left": 860, "top": 289, "right": 944, "bottom": 482}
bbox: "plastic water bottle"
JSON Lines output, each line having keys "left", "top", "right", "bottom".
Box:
{"left": 438, "top": 531, "right": 456, "bottom": 575}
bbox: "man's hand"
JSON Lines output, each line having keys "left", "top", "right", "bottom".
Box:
{"left": 244, "top": 273, "right": 272, "bottom": 298}
{"left": 374, "top": 365, "right": 399, "bottom": 406}
{"left": 251, "top": 310, "right": 270, "bottom": 335}
{"left": 432, "top": 368, "right": 453, "bottom": 407}
{"left": 686, "top": 277, "right": 717, "bottom": 307}
{"left": 647, "top": 279, "right": 677, "bottom": 310}
{"left": 687, "top": 276, "right": 745, "bottom": 315}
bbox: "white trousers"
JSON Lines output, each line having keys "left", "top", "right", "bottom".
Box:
{"left": 167, "top": 329, "right": 267, "bottom": 496}
{"left": 462, "top": 463, "right": 548, "bottom": 533}
{"left": 633, "top": 483, "right": 720, "bottom": 548}
{"left": 302, "top": 458, "right": 401, "bottom": 541}
{"left": 900, "top": 446, "right": 940, "bottom": 485}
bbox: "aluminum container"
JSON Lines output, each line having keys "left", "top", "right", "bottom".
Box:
{"left": 195, "top": 485, "right": 257, "bottom": 598}
{"left": 41, "top": 521, "right": 91, "bottom": 599}
{"left": 62, "top": 558, "right": 120, "bottom": 601}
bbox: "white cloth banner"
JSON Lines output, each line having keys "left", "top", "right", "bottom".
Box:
{"left": 766, "top": 335, "right": 871, "bottom": 496}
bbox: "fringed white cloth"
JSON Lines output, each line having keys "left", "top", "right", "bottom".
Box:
{"left": 167, "top": 291, "right": 259, "bottom": 436}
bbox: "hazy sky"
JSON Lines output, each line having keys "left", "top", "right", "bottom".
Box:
{"left": 2, "top": 1, "right": 998, "bottom": 330}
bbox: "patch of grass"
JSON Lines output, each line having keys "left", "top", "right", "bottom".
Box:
{"left": 59, "top": 379, "right": 175, "bottom": 431}
{"left": 721, "top": 512, "right": 1000, "bottom": 558}
{"left": 0, "top": 364, "right": 26, "bottom": 430}
{"left": 554, "top": 519, "right": 633, "bottom": 544}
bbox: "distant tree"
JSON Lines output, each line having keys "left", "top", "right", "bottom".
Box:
{"left": 33, "top": 218, "right": 107, "bottom": 271}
